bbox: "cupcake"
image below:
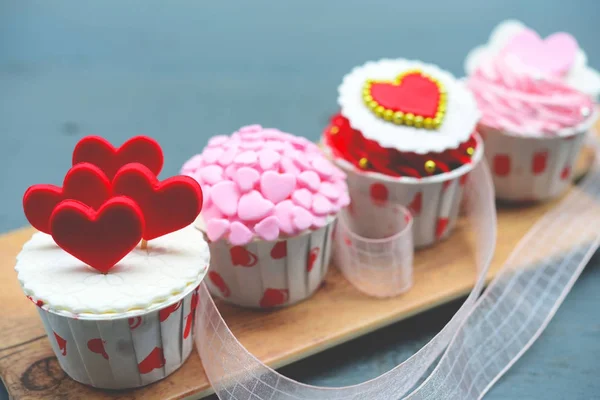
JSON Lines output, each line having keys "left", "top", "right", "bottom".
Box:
{"left": 181, "top": 125, "right": 349, "bottom": 308}
{"left": 465, "top": 20, "right": 600, "bottom": 100}
{"left": 466, "top": 42, "right": 597, "bottom": 202}
{"left": 16, "top": 135, "right": 209, "bottom": 389}
{"left": 322, "top": 59, "right": 483, "bottom": 248}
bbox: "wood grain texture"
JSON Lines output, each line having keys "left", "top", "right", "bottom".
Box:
{"left": 0, "top": 138, "right": 595, "bottom": 400}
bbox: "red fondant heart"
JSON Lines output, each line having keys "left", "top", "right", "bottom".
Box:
{"left": 50, "top": 197, "right": 144, "bottom": 273}
{"left": 138, "top": 347, "right": 165, "bottom": 374}
{"left": 23, "top": 163, "right": 111, "bottom": 234}
{"left": 369, "top": 73, "right": 441, "bottom": 118}
{"left": 72, "top": 135, "right": 164, "bottom": 179}
{"left": 112, "top": 163, "right": 203, "bottom": 240}
{"left": 270, "top": 241, "right": 287, "bottom": 259}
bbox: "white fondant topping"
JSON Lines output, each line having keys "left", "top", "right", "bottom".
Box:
{"left": 464, "top": 19, "right": 600, "bottom": 99}
{"left": 338, "top": 59, "right": 480, "bottom": 154}
{"left": 15, "top": 225, "right": 209, "bottom": 319}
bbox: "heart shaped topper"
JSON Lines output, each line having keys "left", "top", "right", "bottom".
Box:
{"left": 72, "top": 135, "right": 164, "bottom": 179}
{"left": 113, "top": 163, "right": 203, "bottom": 240}
{"left": 50, "top": 197, "right": 144, "bottom": 274}
{"left": 23, "top": 163, "right": 111, "bottom": 234}
{"left": 363, "top": 70, "right": 446, "bottom": 130}
{"left": 502, "top": 29, "right": 578, "bottom": 77}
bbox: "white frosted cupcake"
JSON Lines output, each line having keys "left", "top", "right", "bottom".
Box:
{"left": 182, "top": 125, "right": 349, "bottom": 308}
{"left": 322, "top": 59, "right": 483, "bottom": 248}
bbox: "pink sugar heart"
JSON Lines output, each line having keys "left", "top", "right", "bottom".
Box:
{"left": 240, "top": 141, "right": 264, "bottom": 150}
{"left": 238, "top": 124, "right": 262, "bottom": 134}
{"left": 319, "top": 182, "right": 341, "bottom": 200}
{"left": 311, "top": 157, "right": 334, "bottom": 178}
{"left": 280, "top": 156, "right": 300, "bottom": 175}
{"left": 312, "top": 194, "right": 333, "bottom": 215}
{"left": 337, "top": 192, "right": 350, "bottom": 208}
{"left": 218, "top": 147, "right": 239, "bottom": 166}
{"left": 291, "top": 188, "right": 313, "bottom": 209}
{"left": 200, "top": 165, "right": 224, "bottom": 185}
{"left": 206, "top": 218, "right": 230, "bottom": 242}
{"left": 211, "top": 181, "right": 240, "bottom": 216}
{"left": 224, "top": 164, "right": 238, "bottom": 179}
{"left": 274, "top": 200, "right": 295, "bottom": 235}
{"left": 258, "top": 148, "right": 281, "bottom": 170}
{"left": 228, "top": 221, "right": 254, "bottom": 246}
{"left": 503, "top": 29, "right": 578, "bottom": 76}
{"left": 181, "top": 154, "right": 203, "bottom": 173}
{"left": 208, "top": 135, "right": 229, "bottom": 147}
{"left": 201, "top": 204, "right": 224, "bottom": 221}
{"left": 291, "top": 151, "right": 312, "bottom": 171}
{"left": 202, "top": 147, "right": 225, "bottom": 164}
{"left": 264, "top": 140, "right": 285, "bottom": 152}
{"left": 312, "top": 216, "right": 327, "bottom": 229}
{"left": 235, "top": 167, "right": 260, "bottom": 192}
{"left": 234, "top": 150, "right": 258, "bottom": 165}
{"left": 202, "top": 185, "right": 212, "bottom": 208}
{"left": 298, "top": 171, "right": 321, "bottom": 192}
{"left": 292, "top": 206, "right": 314, "bottom": 231}
{"left": 238, "top": 190, "right": 275, "bottom": 221}
{"left": 260, "top": 171, "right": 297, "bottom": 204}
{"left": 254, "top": 216, "right": 280, "bottom": 241}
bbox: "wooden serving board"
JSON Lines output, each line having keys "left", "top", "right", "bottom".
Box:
{"left": 0, "top": 143, "right": 595, "bottom": 400}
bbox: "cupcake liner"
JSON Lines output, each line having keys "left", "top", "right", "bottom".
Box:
{"left": 205, "top": 219, "right": 335, "bottom": 308}
{"left": 481, "top": 125, "right": 587, "bottom": 201}
{"left": 36, "top": 285, "right": 200, "bottom": 389}
{"left": 330, "top": 137, "right": 482, "bottom": 248}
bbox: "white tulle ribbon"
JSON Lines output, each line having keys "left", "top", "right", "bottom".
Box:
{"left": 194, "top": 142, "right": 600, "bottom": 399}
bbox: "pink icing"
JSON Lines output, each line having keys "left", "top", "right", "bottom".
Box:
{"left": 467, "top": 53, "right": 595, "bottom": 136}
{"left": 182, "top": 125, "right": 349, "bottom": 245}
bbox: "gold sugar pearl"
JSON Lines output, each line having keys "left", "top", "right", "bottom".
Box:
{"left": 368, "top": 100, "right": 378, "bottom": 109}
{"left": 330, "top": 126, "right": 340, "bottom": 135}
{"left": 424, "top": 160, "right": 436, "bottom": 174}
{"left": 414, "top": 116, "right": 424, "bottom": 128}
{"left": 423, "top": 118, "right": 434, "bottom": 130}
{"left": 375, "top": 106, "right": 385, "bottom": 117}
{"left": 466, "top": 147, "right": 475, "bottom": 156}
{"left": 364, "top": 95, "right": 373, "bottom": 103}
{"left": 393, "top": 111, "right": 404, "bottom": 124}
{"left": 383, "top": 110, "right": 394, "bottom": 121}
{"left": 404, "top": 113, "right": 415, "bottom": 126}
{"left": 359, "top": 158, "right": 369, "bottom": 169}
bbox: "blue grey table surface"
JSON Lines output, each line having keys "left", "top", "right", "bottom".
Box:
{"left": 1, "top": 1, "right": 599, "bottom": 399}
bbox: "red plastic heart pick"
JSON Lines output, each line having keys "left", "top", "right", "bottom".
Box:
{"left": 50, "top": 197, "right": 144, "bottom": 273}
{"left": 72, "top": 135, "right": 164, "bottom": 179}
{"left": 113, "top": 163, "right": 203, "bottom": 240}
{"left": 23, "top": 163, "right": 112, "bottom": 234}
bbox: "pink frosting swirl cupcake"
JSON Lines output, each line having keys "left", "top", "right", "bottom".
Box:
{"left": 182, "top": 125, "right": 349, "bottom": 308}
{"left": 466, "top": 53, "right": 597, "bottom": 201}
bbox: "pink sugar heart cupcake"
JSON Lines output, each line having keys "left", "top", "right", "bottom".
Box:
{"left": 322, "top": 59, "right": 483, "bottom": 248}
{"left": 181, "top": 125, "right": 349, "bottom": 308}
{"left": 465, "top": 42, "right": 597, "bottom": 202}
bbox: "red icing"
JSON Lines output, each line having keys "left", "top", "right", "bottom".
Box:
{"left": 230, "top": 246, "right": 258, "bottom": 267}
{"left": 23, "top": 163, "right": 111, "bottom": 234}
{"left": 112, "top": 163, "right": 203, "bottom": 240}
{"left": 259, "top": 288, "right": 289, "bottom": 308}
{"left": 138, "top": 347, "right": 165, "bottom": 374}
{"left": 324, "top": 114, "right": 477, "bottom": 178}
{"left": 72, "top": 135, "right": 164, "bottom": 179}
{"left": 158, "top": 300, "right": 182, "bottom": 322}
{"left": 369, "top": 73, "right": 440, "bottom": 118}
{"left": 87, "top": 338, "right": 109, "bottom": 360}
{"left": 209, "top": 271, "right": 231, "bottom": 297}
{"left": 307, "top": 248, "right": 320, "bottom": 272}
{"left": 49, "top": 197, "right": 144, "bottom": 274}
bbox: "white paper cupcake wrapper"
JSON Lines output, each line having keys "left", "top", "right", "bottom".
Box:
{"left": 37, "top": 285, "right": 200, "bottom": 389}
{"left": 482, "top": 126, "right": 587, "bottom": 201}
{"left": 205, "top": 220, "right": 335, "bottom": 308}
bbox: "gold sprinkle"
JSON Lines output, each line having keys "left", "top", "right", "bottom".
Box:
{"left": 330, "top": 126, "right": 339, "bottom": 135}
{"left": 405, "top": 113, "right": 415, "bottom": 126}
{"left": 393, "top": 111, "right": 404, "bottom": 124}
{"left": 414, "top": 116, "right": 424, "bottom": 128}
{"left": 383, "top": 110, "right": 394, "bottom": 121}
{"left": 359, "top": 158, "right": 369, "bottom": 169}
{"left": 424, "top": 160, "right": 436, "bottom": 174}
{"left": 466, "top": 147, "right": 475, "bottom": 156}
